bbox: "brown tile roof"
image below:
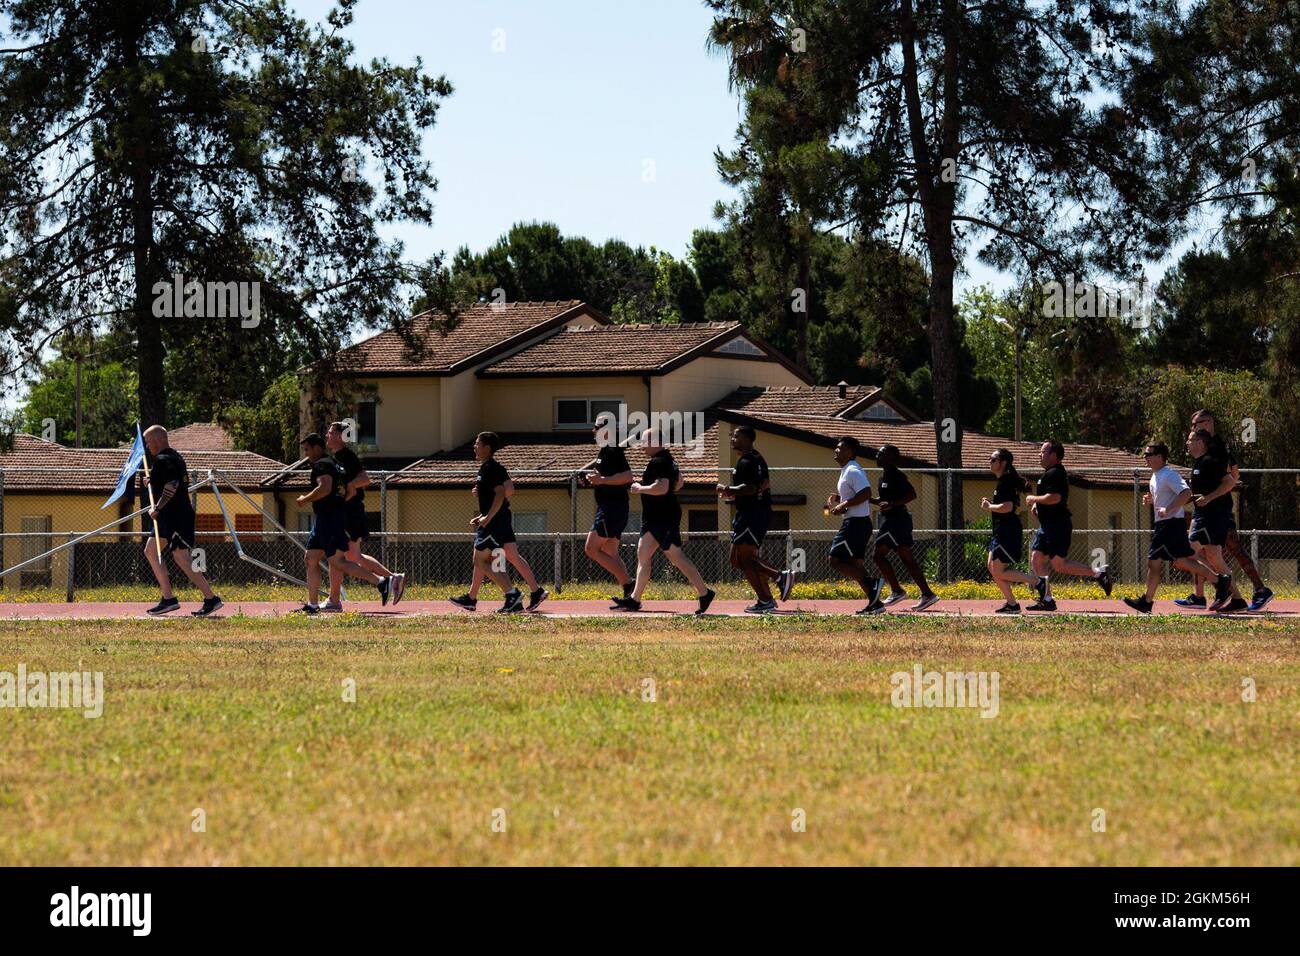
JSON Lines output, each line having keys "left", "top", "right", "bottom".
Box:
{"left": 387, "top": 433, "right": 721, "bottom": 488}
{"left": 0, "top": 435, "right": 290, "bottom": 493}
{"left": 716, "top": 411, "right": 1149, "bottom": 487}
{"left": 168, "top": 422, "right": 234, "bottom": 452}
{"left": 710, "top": 384, "right": 892, "bottom": 419}
{"left": 325, "top": 301, "right": 599, "bottom": 375}
{"left": 478, "top": 321, "right": 804, "bottom": 378}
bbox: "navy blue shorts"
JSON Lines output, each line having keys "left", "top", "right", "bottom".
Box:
{"left": 988, "top": 519, "right": 1023, "bottom": 565}
{"left": 343, "top": 499, "right": 369, "bottom": 542}
{"left": 1189, "top": 510, "right": 1231, "bottom": 547}
{"left": 154, "top": 506, "right": 197, "bottom": 554}
{"left": 592, "top": 503, "right": 629, "bottom": 539}
{"left": 875, "top": 509, "right": 914, "bottom": 550}
{"left": 474, "top": 512, "right": 516, "bottom": 551}
{"left": 1149, "top": 517, "right": 1194, "bottom": 560}
{"left": 830, "top": 517, "right": 872, "bottom": 561}
{"left": 1030, "top": 520, "right": 1072, "bottom": 559}
{"left": 641, "top": 522, "right": 683, "bottom": 551}
{"left": 731, "top": 508, "right": 771, "bottom": 546}
{"left": 307, "top": 510, "right": 349, "bottom": 558}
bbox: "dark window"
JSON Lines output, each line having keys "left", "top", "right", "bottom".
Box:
{"left": 556, "top": 399, "right": 589, "bottom": 427}
{"left": 357, "top": 400, "right": 378, "bottom": 445}
{"left": 769, "top": 510, "right": 790, "bottom": 531}
{"left": 688, "top": 510, "right": 719, "bottom": 533}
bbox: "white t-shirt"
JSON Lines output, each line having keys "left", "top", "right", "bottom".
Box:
{"left": 837, "top": 460, "right": 872, "bottom": 518}
{"left": 1150, "top": 464, "right": 1189, "bottom": 520}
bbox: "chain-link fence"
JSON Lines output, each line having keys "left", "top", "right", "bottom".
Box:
{"left": 2, "top": 465, "right": 1297, "bottom": 597}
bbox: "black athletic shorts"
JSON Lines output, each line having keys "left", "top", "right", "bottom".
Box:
{"left": 307, "top": 510, "right": 349, "bottom": 559}
{"left": 1149, "top": 516, "right": 1194, "bottom": 561}
{"left": 830, "top": 516, "right": 872, "bottom": 561}
{"left": 1189, "top": 510, "right": 1231, "bottom": 547}
{"left": 343, "top": 498, "right": 369, "bottom": 542}
{"left": 641, "top": 522, "right": 683, "bottom": 551}
{"left": 154, "top": 506, "right": 196, "bottom": 554}
{"left": 592, "top": 504, "right": 629, "bottom": 540}
{"left": 988, "top": 517, "right": 1023, "bottom": 565}
{"left": 474, "top": 512, "right": 516, "bottom": 551}
{"left": 1030, "top": 520, "right": 1072, "bottom": 559}
{"left": 731, "top": 508, "right": 771, "bottom": 546}
{"left": 875, "top": 509, "right": 914, "bottom": 550}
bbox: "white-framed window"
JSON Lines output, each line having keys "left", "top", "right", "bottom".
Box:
{"left": 512, "top": 512, "right": 547, "bottom": 534}
{"left": 356, "top": 398, "right": 378, "bottom": 447}
{"left": 555, "top": 397, "right": 623, "bottom": 430}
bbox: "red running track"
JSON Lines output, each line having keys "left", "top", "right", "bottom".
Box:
{"left": 1, "top": 597, "right": 1297, "bottom": 621}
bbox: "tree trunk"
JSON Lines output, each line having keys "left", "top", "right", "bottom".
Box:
{"left": 124, "top": 27, "right": 164, "bottom": 428}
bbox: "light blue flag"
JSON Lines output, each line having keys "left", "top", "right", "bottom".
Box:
{"left": 102, "top": 423, "right": 146, "bottom": 509}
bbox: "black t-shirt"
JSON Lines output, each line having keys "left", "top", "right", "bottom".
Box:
{"left": 877, "top": 466, "right": 914, "bottom": 511}
{"left": 640, "top": 450, "right": 681, "bottom": 526}
{"left": 475, "top": 457, "right": 511, "bottom": 518}
{"left": 334, "top": 446, "right": 365, "bottom": 505}
{"left": 731, "top": 449, "right": 772, "bottom": 513}
{"left": 1035, "top": 464, "right": 1071, "bottom": 523}
{"left": 991, "top": 472, "right": 1023, "bottom": 530}
{"left": 1191, "top": 453, "right": 1232, "bottom": 514}
{"left": 1209, "top": 434, "right": 1237, "bottom": 469}
{"left": 310, "top": 454, "right": 347, "bottom": 516}
{"left": 593, "top": 445, "right": 631, "bottom": 508}
{"left": 148, "top": 448, "right": 191, "bottom": 514}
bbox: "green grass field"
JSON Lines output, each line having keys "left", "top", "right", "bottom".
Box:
{"left": 1, "top": 614, "right": 1297, "bottom": 865}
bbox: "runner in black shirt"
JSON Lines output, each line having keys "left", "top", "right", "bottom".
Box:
{"left": 1185, "top": 428, "right": 1246, "bottom": 612}
{"left": 869, "top": 445, "right": 938, "bottom": 611}
{"left": 324, "top": 421, "right": 404, "bottom": 611}
{"left": 449, "top": 431, "right": 547, "bottom": 614}
{"left": 717, "top": 426, "right": 793, "bottom": 613}
{"left": 1180, "top": 409, "right": 1268, "bottom": 610}
{"left": 295, "top": 433, "right": 393, "bottom": 613}
{"left": 614, "top": 427, "right": 715, "bottom": 615}
{"left": 1024, "top": 439, "right": 1113, "bottom": 611}
{"left": 141, "top": 425, "right": 221, "bottom": 617}
{"left": 978, "top": 447, "right": 1046, "bottom": 614}
{"left": 579, "top": 423, "right": 635, "bottom": 602}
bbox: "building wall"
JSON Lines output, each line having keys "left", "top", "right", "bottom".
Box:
{"left": 655, "top": 355, "right": 805, "bottom": 416}
{"left": 478, "top": 376, "right": 650, "bottom": 434}
{"left": 365, "top": 376, "right": 441, "bottom": 458}
{"left": 439, "top": 370, "right": 479, "bottom": 452}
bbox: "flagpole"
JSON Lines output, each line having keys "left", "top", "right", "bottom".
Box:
{"left": 140, "top": 428, "right": 164, "bottom": 562}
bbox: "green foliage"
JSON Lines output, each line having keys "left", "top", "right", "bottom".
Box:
{"left": 219, "top": 373, "right": 302, "bottom": 464}
{"left": 21, "top": 357, "right": 138, "bottom": 448}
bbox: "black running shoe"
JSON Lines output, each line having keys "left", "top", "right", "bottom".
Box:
{"left": 191, "top": 595, "right": 223, "bottom": 617}
{"left": 498, "top": 589, "right": 524, "bottom": 613}
{"left": 1033, "top": 577, "right": 1048, "bottom": 604}
{"left": 147, "top": 597, "right": 180, "bottom": 616}
{"left": 613, "top": 597, "right": 642, "bottom": 612}
{"left": 390, "top": 573, "right": 406, "bottom": 605}
{"left": 1123, "top": 596, "right": 1153, "bottom": 615}
{"left": 1174, "top": 593, "right": 1206, "bottom": 608}
{"left": 1096, "top": 566, "right": 1114, "bottom": 597}
{"left": 377, "top": 576, "right": 391, "bottom": 606}
{"left": 1218, "top": 597, "right": 1249, "bottom": 614}
{"left": 1026, "top": 598, "right": 1058, "bottom": 612}
{"left": 448, "top": 593, "right": 477, "bottom": 611}
{"left": 1210, "top": 575, "right": 1231, "bottom": 611}
{"left": 777, "top": 569, "right": 795, "bottom": 602}
{"left": 610, "top": 582, "right": 635, "bottom": 603}
{"left": 527, "top": 588, "right": 548, "bottom": 611}
{"left": 744, "top": 599, "right": 777, "bottom": 614}
{"left": 994, "top": 602, "right": 1021, "bottom": 615}
{"left": 857, "top": 599, "right": 887, "bottom": 615}
{"left": 868, "top": 576, "right": 884, "bottom": 605}
{"left": 293, "top": 603, "right": 319, "bottom": 615}
{"left": 695, "top": 589, "right": 716, "bottom": 616}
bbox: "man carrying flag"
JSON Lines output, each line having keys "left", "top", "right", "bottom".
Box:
{"left": 139, "top": 425, "right": 222, "bottom": 617}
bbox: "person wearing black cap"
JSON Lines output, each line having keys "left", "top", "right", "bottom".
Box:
{"left": 295, "top": 433, "right": 396, "bottom": 614}
{"left": 869, "top": 444, "right": 938, "bottom": 612}
{"left": 1122, "top": 442, "right": 1220, "bottom": 614}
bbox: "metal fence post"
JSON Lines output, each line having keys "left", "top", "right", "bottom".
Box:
{"left": 379, "top": 474, "right": 389, "bottom": 569}
{"left": 944, "top": 469, "right": 953, "bottom": 582}
{"left": 66, "top": 541, "right": 76, "bottom": 602}
{"left": 554, "top": 538, "right": 563, "bottom": 594}
{"left": 0, "top": 468, "right": 5, "bottom": 576}
{"left": 569, "top": 472, "right": 578, "bottom": 584}
{"left": 1133, "top": 469, "right": 1142, "bottom": 584}
{"left": 1251, "top": 530, "right": 1259, "bottom": 571}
